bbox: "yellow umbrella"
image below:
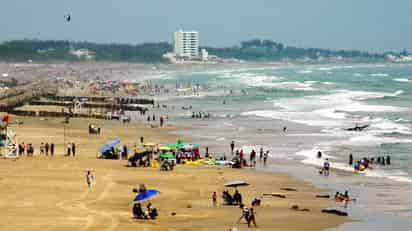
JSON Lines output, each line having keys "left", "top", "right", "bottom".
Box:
{"left": 143, "top": 143, "right": 157, "bottom": 148}
{"left": 159, "top": 146, "right": 172, "bottom": 152}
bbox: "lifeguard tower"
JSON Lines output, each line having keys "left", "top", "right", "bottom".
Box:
{"left": 0, "top": 113, "right": 18, "bottom": 158}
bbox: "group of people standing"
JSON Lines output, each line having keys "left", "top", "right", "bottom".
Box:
{"left": 146, "top": 114, "right": 166, "bottom": 127}
{"left": 18, "top": 142, "right": 55, "bottom": 156}
{"left": 66, "top": 142, "right": 76, "bottom": 156}
{"left": 230, "top": 141, "right": 270, "bottom": 168}
{"left": 350, "top": 153, "right": 391, "bottom": 171}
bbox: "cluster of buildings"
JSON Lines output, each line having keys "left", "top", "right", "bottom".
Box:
{"left": 163, "top": 30, "right": 218, "bottom": 64}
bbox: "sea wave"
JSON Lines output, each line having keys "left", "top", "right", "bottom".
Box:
{"left": 393, "top": 78, "right": 411, "bottom": 83}
{"left": 370, "top": 73, "right": 389, "bottom": 77}
{"left": 296, "top": 69, "right": 313, "bottom": 74}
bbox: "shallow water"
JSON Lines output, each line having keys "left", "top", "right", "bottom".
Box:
{"left": 141, "top": 63, "right": 412, "bottom": 230}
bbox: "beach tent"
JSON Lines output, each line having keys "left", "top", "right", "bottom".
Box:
{"left": 99, "top": 138, "right": 121, "bottom": 154}
{"left": 160, "top": 152, "right": 174, "bottom": 159}
{"left": 182, "top": 144, "right": 199, "bottom": 151}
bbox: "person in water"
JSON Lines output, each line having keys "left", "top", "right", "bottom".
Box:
{"left": 386, "top": 156, "right": 391, "bottom": 165}
{"left": 349, "top": 153, "right": 353, "bottom": 165}
{"left": 230, "top": 141, "right": 235, "bottom": 155}
{"left": 323, "top": 159, "right": 330, "bottom": 176}
{"left": 317, "top": 151, "right": 322, "bottom": 158}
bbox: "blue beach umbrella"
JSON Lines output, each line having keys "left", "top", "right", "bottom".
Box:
{"left": 133, "top": 189, "right": 160, "bottom": 203}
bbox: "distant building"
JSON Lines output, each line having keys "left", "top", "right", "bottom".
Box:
{"left": 174, "top": 30, "right": 199, "bottom": 60}
{"left": 70, "top": 49, "right": 95, "bottom": 60}
{"left": 201, "top": 49, "right": 209, "bottom": 62}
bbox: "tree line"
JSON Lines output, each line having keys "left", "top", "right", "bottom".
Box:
{"left": 0, "top": 39, "right": 399, "bottom": 63}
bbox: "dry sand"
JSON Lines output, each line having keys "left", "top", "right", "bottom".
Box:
{"left": 0, "top": 116, "right": 346, "bottom": 231}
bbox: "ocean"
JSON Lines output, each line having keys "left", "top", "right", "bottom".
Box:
{"left": 142, "top": 63, "right": 412, "bottom": 230}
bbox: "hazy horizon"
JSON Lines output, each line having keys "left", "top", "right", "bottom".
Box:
{"left": 1, "top": 0, "right": 411, "bottom": 52}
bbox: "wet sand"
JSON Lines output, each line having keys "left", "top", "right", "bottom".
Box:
{"left": 0, "top": 116, "right": 346, "bottom": 230}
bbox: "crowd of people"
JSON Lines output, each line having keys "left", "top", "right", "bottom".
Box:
{"left": 191, "top": 111, "right": 211, "bottom": 119}
{"left": 352, "top": 154, "right": 391, "bottom": 171}
{"left": 230, "top": 146, "right": 270, "bottom": 168}
{"left": 17, "top": 142, "right": 55, "bottom": 156}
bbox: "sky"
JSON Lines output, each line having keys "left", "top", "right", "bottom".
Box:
{"left": 0, "top": 0, "right": 411, "bottom": 52}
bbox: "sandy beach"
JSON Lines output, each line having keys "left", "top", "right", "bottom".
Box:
{"left": 0, "top": 116, "right": 346, "bottom": 231}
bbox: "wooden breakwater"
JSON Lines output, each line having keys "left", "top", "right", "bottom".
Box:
{"left": 50, "top": 96, "right": 154, "bottom": 105}
{"left": 10, "top": 110, "right": 107, "bottom": 119}
{"left": 29, "top": 100, "right": 151, "bottom": 112}
{"left": 0, "top": 81, "right": 59, "bottom": 111}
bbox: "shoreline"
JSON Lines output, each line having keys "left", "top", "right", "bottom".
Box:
{"left": 0, "top": 115, "right": 348, "bottom": 230}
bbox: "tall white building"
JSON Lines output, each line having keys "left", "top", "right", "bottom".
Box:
{"left": 174, "top": 30, "right": 199, "bottom": 59}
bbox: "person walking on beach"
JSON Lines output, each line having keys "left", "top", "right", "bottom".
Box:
{"left": 40, "top": 142, "right": 45, "bottom": 155}
{"left": 323, "top": 159, "right": 330, "bottom": 176}
{"left": 45, "top": 143, "right": 49, "bottom": 156}
{"left": 212, "top": 191, "right": 217, "bottom": 206}
{"left": 160, "top": 116, "right": 164, "bottom": 127}
{"left": 263, "top": 151, "right": 269, "bottom": 166}
{"left": 250, "top": 150, "right": 256, "bottom": 167}
{"left": 66, "top": 143, "right": 72, "bottom": 156}
{"left": 259, "top": 148, "right": 263, "bottom": 162}
{"left": 230, "top": 141, "right": 235, "bottom": 155}
{"left": 72, "top": 142, "right": 76, "bottom": 157}
{"left": 237, "top": 204, "right": 250, "bottom": 224}
{"left": 86, "top": 171, "right": 94, "bottom": 188}
{"left": 349, "top": 154, "right": 353, "bottom": 166}
{"left": 50, "top": 143, "right": 54, "bottom": 156}
{"left": 247, "top": 207, "right": 258, "bottom": 228}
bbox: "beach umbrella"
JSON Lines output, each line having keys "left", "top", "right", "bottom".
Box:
{"left": 143, "top": 143, "right": 157, "bottom": 148}
{"left": 159, "top": 146, "right": 172, "bottom": 152}
{"left": 133, "top": 189, "right": 160, "bottom": 203}
{"left": 224, "top": 181, "right": 250, "bottom": 188}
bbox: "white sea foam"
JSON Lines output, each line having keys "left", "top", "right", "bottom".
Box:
{"left": 324, "top": 134, "right": 412, "bottom": 147}
{"left": 296, "top": 70, "right": 313, "bottom": 74}
{"left": 318, "top": 67, "right": 334, "bottom": 71}
{"left": 393, "top": 78, "right": 411, "bottom": 83}
{"left": 370, "top": 73, "right": 389, "bottom": 77}
{"left": 322, "top": 82, "right": 335, "bottom": 85}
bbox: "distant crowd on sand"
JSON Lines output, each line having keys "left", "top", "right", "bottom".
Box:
{"left": 17, "top": 142, "right": 77, "bottom": 157}
{"left": 229, "top": 141, "right": 270, "bottom": 168}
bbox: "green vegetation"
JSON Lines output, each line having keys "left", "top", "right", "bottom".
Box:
{"left": 0, "top": 39, "right": 392, "bottom": 63}
{"left": 0, "top": 40, "right": 172, "bottom": 63}
{"left": 204, "top": 39, "right": 385, "bottom": 62}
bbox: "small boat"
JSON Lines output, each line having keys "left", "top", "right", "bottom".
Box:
{"left": 345, "top": 124, "right": 369, "bottom": 131}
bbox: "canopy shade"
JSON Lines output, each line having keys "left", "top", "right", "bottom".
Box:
{"left": 133, "top": 189, "right": 160, "bottom": 202}
{"left": 224, "top": 181, "right": 250, "bottom": 187}
{"left": 99, "top": 138, "right": 120, "bottom": 154}
{"left": 160, "top": 152, "right": 174, "bottom": 159}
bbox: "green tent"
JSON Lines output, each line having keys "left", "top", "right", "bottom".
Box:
{"left": 160, "top": 152, "right": 174, "bottom": 159}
